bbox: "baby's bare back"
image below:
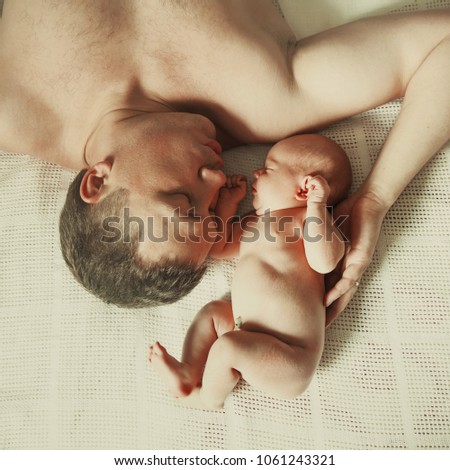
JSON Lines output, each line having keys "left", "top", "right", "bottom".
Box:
{"left": 232, "top": 236, "right": 325, "bottom": 348}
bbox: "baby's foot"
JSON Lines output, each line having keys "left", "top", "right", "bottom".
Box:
{"left": 148, "top": 342, "right": 197, "bottom": 398}
{"left": 175, "top": 386, "right": 225, "bottom": 410}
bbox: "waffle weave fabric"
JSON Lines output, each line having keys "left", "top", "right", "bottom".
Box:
{"left": 0, "top": 0, "right": 449, "bottom": 450}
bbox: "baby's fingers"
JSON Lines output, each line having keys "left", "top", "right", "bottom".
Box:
{"left": 306, "top": 175, "right": 326, "bottom": 189}
{"left": 224, "top": 176, "right": 233, "bottom": 188}
{"left": 231, "top": 174, "right": 246, "bottom": 187}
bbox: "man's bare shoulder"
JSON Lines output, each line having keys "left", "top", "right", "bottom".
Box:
{"left": 2, "top": 0, "right": 133, "bottom": 47}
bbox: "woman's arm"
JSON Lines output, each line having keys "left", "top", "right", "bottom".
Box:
{"left": 290, "top": 11, "right": 450, "bottom": 324}
{"left": 325, "top": 29, "right": 450, "bottom": 325}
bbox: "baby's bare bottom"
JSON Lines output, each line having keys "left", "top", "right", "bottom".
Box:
{"left": 150, "top": 300, "right": 323, "bottom": 409}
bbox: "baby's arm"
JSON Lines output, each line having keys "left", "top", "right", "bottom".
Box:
{"left": 303, "top": 176, "right": 345, "bottom": 273}
{"left": 209, "top": 175, "right": 247, "bottom": 259}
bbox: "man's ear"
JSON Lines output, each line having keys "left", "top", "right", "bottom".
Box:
{"left": 79, "top": 161, "right": 112, "bottom": 204}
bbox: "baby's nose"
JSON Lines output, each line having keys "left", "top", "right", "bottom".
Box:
{"left": 253, "top": 169, "right": 263, "bottom": 179}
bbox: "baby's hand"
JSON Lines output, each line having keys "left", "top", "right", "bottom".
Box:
{"left": 305, "top": 175, "right": 330, "bottom": 205}
{"left": 217, "top": 175, "right": 247, "bottom": 208}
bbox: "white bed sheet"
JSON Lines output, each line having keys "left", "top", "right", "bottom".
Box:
{"left": 1, "top": 0, "right": 449, "bottom": 449}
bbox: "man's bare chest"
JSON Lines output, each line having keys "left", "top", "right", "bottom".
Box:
{"left": 2, "top": 0, "right": 299, "bottom": 146}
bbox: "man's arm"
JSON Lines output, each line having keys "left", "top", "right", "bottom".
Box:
{"left": 290, "top": 11, "right": 450, "bottom": 322}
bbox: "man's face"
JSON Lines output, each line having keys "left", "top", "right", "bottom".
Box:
{"left": 116, "top": 112, "right": 227, "bottom": 265}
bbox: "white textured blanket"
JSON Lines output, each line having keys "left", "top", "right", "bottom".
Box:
{"left": 1, "top": 0, "right": 449, "bottom": 449}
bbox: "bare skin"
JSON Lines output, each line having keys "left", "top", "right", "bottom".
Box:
{"left": 0, "top": 0, "right": 298, "bottom": 166}
{"left": 1, "top": 1, "right": 449, "bottom": 318}
{"left": 149, "top": 136, "right": 350, "bottom": 409}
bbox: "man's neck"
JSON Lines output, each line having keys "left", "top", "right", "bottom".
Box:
{"left": 0, "top": 80, "right": 102, "bottom": 169}
{"left": 0, "top": 57, "right": 171, "bottom": 169}
{"left": 84, "top": 105, "right": 174, "bottom": 168}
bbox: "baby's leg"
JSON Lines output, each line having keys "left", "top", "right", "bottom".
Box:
{"left": 197, "top": 329, "right": 324, "bottom": 409}
{"left": 149, "top": 300, "right": 235, "bottom": 397}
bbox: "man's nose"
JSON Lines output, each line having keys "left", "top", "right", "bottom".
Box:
{"left": 199, "top": 166, "right": 227, "bottom": 188}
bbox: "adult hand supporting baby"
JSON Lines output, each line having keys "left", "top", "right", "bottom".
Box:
{"left": 324, "top": 191, "right": 389, "bottom": 327}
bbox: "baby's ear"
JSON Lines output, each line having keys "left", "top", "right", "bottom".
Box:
{"left": 294, "top": 176, "right": 309, "bottom": 201}
{"left": 294, "top": 187, "right": 308, "bottom": 201}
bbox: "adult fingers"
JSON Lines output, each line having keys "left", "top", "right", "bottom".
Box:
{"left": 325, "top": 287, "right": 357, "bottom": 328}
{"left": 324, "top": 263, "right": 363, "bottom": 307}
{"left": 324, "top": 262, "right": 366, "bottom": 328}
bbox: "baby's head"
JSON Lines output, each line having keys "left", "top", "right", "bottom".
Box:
{"left": 252, "top": 134, "right": 352, "bottom": 215}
